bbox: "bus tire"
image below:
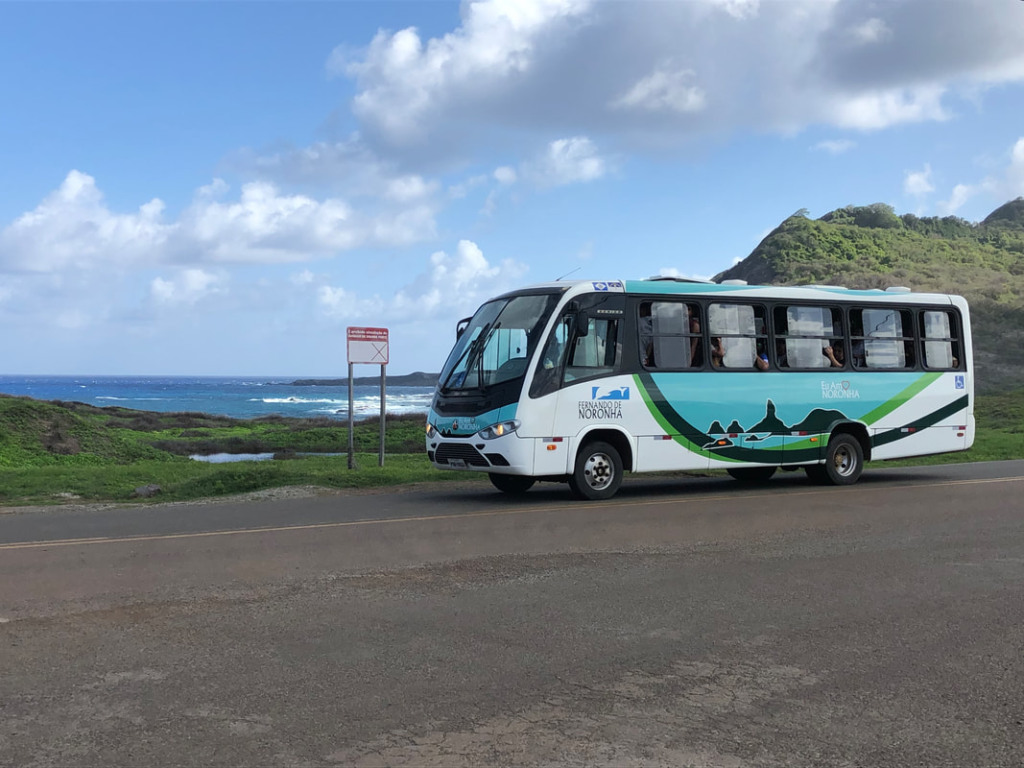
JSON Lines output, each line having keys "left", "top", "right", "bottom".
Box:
{"left": 488, "top": 473, "right": 535, "bottom": 495}
{"left": 726, "top": 466, "right": 777, "bottom": 483}
{"left": 569, "top": 441, "right": 622, "bottom": 500}
{"left": 823, "top": 434, "right": 864, "bottom": 485}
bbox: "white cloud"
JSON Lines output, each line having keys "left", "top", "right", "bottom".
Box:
{"left": 0, "top": 170, "right": 169, "bottom": 273}
{"left": 523, "top": 136, "right": 608, "bottom": 187}
{"left": 939, "top": 183, "right": 976, "bottom": 215}
{"left": 1001, "top": 137, "right": 1024, "bottom": 198}
{"left": 0, "top": 171, "right": 438, "bottom": 273}
{"left": 656, "top": 267, "right": 713, "bottom": 282}
{"left": 813, "top": 139, "right": 856, "bottom": 155}
{"left": 494, "top": 166, "right": 517, "bottom": 185}
{"left": 342, "top": 0, "right": 593, "bottom": 145}
{"left": 904, "top": 164, "right": 935, "bottom": 198}
{"left": 55, "top": 309, "right": 91, "bottom": 331}
{"left": 291, "top": 269, "right": 315, "bottom": 286}
{"left": 317, "top": 239, "right": 528, "bottom": 324}
{"left": 610, "top": 62, "right": 706, "bottom": 114}
{"left": 849, "top": 18, "right": 892, "bottom": 46}
{"left": 936, "top": 137, "right": 1024, "bottom": 215}
{"left": 150, "top": 269, "right": 226, "bottom": 306}
{"left": 317, "top": 284, "right": 368, "bottom": 320}
{"left": 337, "top": 0, "right": 1024, "bottom": 158}
{"left": 825, "top": 85, "right": 949, "bottom": 131}
{"left": 708, "top": 0, "right": 760, "bottom": 21}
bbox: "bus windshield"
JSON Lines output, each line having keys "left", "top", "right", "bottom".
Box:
{"left": 439, "top": 293, "right": 560, "bottom": 391}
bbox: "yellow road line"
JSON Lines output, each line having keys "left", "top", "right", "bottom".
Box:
{"left": 0, "top": 475, "right": 1020, "bottom": 552}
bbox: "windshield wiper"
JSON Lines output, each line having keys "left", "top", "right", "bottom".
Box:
{"left": 441, "top": 321, "right": 494, "bottom": 391}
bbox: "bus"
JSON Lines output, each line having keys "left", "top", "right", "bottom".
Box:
{"left": 425, "top": 278, "right": 974, "bottom": 500}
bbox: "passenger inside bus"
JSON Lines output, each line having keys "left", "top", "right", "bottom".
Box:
{"left": 711, "top": 337, "right": 724, "bottom": 368}
{"left": 755, "top": 341, "right": 770, "bottom": 371}
{"left": 823, "top": 343, "right": 845, "bottom": 368}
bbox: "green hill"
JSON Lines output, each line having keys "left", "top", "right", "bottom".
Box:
{"left": 713, "top": 199, "right": 1024, "bottom": 392}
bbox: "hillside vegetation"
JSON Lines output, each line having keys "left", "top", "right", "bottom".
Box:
{"left": 714, "top": 198, "right": 1024, "bottom": 392}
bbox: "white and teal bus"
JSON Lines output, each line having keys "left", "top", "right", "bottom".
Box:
{"left": 425, "top": 278, "right": 974, "bottom": 500}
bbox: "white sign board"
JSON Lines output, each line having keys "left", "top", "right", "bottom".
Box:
{"left": 347, "top": 326, "right": 389, "bottom": 364}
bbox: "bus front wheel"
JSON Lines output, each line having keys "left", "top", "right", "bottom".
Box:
{"left": 489, "top": 473, "right": 536, "bottom": 495}
{"left": 569, "top": 441, "right": 623, "bottom": 500}
{"left": 823, "top": 434, "right": 864, "bottom": 485}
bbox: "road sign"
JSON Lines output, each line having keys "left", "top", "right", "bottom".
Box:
{"left": 347, "top": 327, "right": 389, "bottom": 364}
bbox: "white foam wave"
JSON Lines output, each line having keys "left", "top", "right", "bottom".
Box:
{"left": 260, "top": 397, "right": 347, "bottom": 405}
{"left": 96, "top": 396, "right": 169, "bottom": 401}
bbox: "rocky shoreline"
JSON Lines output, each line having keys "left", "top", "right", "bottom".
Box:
{"left": 289, "top": 371, "right": 438, "bottom": 387}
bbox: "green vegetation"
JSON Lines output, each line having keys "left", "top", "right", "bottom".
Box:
{"left": 1, "top": 389, "right": 1020, "bottom": 506}
{"left": 0, "top": 394, "right": 470, "bottom": 505}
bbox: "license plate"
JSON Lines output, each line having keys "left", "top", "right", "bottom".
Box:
{"left": 448, "top": 458, "right": 467, "bottom": 469}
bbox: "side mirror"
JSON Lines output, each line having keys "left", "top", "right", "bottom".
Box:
{"left": 456, "top": 317, "right": 471, "bottom": 339}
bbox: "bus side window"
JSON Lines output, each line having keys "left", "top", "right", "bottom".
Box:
{"left": 709, "top": 303, "right": 767, "bottom": 370}
{"left": 922, "top": 310, "right": 960, "bottom": 369}
{"left": 565, "top": 317, "right": 621, "bottom": 381}
{"left": 773, "top": 305, "right": 842, "bottom": 369}
{"left": 854, "top": 308, "right": 915, "bottom": 369}
{"left": 639, "top": 301, "right": 702, "bottom": 369}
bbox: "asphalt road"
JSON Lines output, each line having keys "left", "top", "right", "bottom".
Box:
{"left": 2, "top": 461, "right": 1023, "bottom": 767}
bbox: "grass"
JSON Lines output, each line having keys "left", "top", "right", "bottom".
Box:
{"left": 0, "top": 390, "right": 1021, "bottom": 506}
{"left": 0, "top": 454, "right": 483, "bottom": 506}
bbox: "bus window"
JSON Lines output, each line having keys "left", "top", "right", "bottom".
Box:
{"left": 530, "top": 295, "right": 624, "bottom": 396}
{"left": 773, "top": 305, "right": 843, "bottom": 369}
{"left": 530, "top": 315, "right": 571, "bottom": 398}
{"left": 639, "top": 301, "right": 702, "bottom": 369}
{"left": 922, "top": 310, "right": 960, "bottom": 369}
{"left": 853, "top": 308, "right": 915, "bottom": 369}
{"left": 709, "top": 303, "right": 768, "bottom": 370}
{"left": 565, "top": 316, "right": 621, "bottom": 382}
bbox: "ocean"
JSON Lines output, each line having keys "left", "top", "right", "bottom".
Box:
{"left": 0, "top": 375, "right": 435, "bottom": 422}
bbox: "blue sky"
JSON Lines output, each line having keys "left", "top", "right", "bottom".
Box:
{"left": 2, "top": 0, "right": 1023, "bottom": 377}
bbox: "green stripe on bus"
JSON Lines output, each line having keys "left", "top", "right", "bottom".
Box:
{"left": 859, "top": 371, "right": 942, "bottom": 426}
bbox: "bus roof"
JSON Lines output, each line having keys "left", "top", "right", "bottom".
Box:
{"left": 500, "top": 278, "right": 965, "bottom": 306}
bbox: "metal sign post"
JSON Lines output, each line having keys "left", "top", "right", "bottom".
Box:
{"left": 346, "top": 327, "right": 389, "bottom": 468}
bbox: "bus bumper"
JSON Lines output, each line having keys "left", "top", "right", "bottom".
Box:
{"left": 426, "top": 433, "right": 536, "bottom": 475}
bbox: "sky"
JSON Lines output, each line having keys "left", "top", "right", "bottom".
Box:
{"left": 1, "top": 0, "right": 1023, "bottom": 377}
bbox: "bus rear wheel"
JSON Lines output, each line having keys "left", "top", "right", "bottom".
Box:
{"left": 489, "top": 473, "right": 536, "bottom": 495}
{"left": 823, "top": 434, "right": 864, "bottom": 485}
{"left": 569, "top": 441, "right": 622, "bottom": 500}
{"left": 726, "top": 466, "right": 777, "bottom": 483}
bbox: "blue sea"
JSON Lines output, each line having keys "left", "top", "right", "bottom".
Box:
{"left": 0, "top": 375, "right": 435, "bottom": 422}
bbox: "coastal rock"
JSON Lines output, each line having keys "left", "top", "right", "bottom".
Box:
{"left": 133, "top": 484, "right": 162, "bottom": 498}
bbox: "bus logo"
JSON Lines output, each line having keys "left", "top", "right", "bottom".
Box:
{"left": 591, "top": 281, "right": 624, "bottom": 292}
{"left": 591, "top": 386, "right": 630, "bottom": 400}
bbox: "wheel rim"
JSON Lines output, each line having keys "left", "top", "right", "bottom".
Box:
{"left": 583, "top": 452, "right": 615, "bottom": 491}
{"left": 832, "top": 444, "right": 856, "bottom": 477}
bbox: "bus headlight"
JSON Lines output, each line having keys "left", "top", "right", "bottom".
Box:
{"left": 426, "top": 421, "right": 437, "bottom": 439}
{"left": 479, "top": 420, "right": 520, "bottom": 440}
